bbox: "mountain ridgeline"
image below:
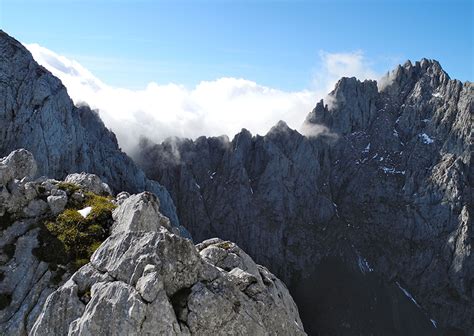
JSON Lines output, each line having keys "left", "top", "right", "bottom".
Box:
{"left": 136, "top": 59, "right": 472, "bottom": 335}
{"left": 0, "top": 28, "right": 472, "bottom": 335}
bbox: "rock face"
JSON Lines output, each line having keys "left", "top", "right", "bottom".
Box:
{"left": 31, "top": 187, "right": 305, "bottom": 335}
{"left": 136, "top": 59, "right": 472, "bottom": 334}
{"left": 0, "top": 30, "right": 179, "bottom": 227}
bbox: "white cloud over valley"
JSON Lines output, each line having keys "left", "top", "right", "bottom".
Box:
{"left": 26, "top": 43, "right": 379, "bottom": 154}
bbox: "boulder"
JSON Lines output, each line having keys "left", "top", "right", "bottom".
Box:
{"left": 65, "top": 173, "right": 112, "bottom": 196}
{"left": 0, "top": 149, "right": 37, "bottom": 185}
{"left": 111, "top": 192, "right": 172, "bottom": 234}
{"left": 46, "top": 189, "right": 67, "bottom": 215}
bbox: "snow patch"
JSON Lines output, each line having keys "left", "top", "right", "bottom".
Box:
{"left": 418, "top": 133, "right": 434, "bottom": 144}
{"left": 362, "top": 143, "right": 370, "bottom": 153}
{"left": 432, "top": 92, "right": 442, "bottom": 98}
{"left": 358, "top": 255, "right": 374, "bottom": 274}
{"left": 396, "top": 282, "right": 420, "bottom": 308}
{"left": 380, "top": 167, "right": 406, "bottom": 175}
{"left": 195, "top": 182, "right": 201, "bottom": 189}
{"left": 77, "top": 206, "right": 92, "bottom": 218}
{"left": 430, "top": 319, "right": 437, "bottom": 328}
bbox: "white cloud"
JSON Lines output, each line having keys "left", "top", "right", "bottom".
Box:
{"left": 25, "top": 43, "right": 378, "bottom": 154}
{"left": 312, "top": 50, "right": 379, "bottom": 94}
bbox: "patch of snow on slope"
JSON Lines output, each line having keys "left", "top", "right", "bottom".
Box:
{"left": 77, "top": 206, "right": 92, "bottom": 218}
{"left": 396, "top": 282, "right": 420, "bottom": 308}
{"left": 380, "top": 167, "right": 406, "bottom": 175}
{"left": 357, "top": 254, "right": 374, "bottom": 274}
{"left": 419, "top": 133, "right": 434, "bottom": 144}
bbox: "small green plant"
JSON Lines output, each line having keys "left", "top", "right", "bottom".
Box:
{"left": 34, "top": 191, "right": 116, "bottom": 272}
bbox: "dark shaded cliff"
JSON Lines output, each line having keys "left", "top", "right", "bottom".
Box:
{"left": 136, "top": 59, "right": 472, "bottom": 335}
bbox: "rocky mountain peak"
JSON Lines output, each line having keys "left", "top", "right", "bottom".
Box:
{"left": 137, "top": 58, "right": 472, "bottom": 334}
{"left": 379, "top": 58, "right": 451, "bottom": 97}
{"left": 305, "top": 76, "right": 378, "bottom": 135}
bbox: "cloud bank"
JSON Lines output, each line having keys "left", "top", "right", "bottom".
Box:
{"left": 26, "top": 43, "right": 378, "bottom": 154}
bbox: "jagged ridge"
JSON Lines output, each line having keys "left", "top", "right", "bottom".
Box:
{"left": 136, "top": 59, "right": 472, "bottom": 334}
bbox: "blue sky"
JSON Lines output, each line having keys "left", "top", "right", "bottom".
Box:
{"left": 1, "top": 0, "right": 472, "bottom": 91}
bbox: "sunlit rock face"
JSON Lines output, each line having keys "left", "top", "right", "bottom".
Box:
{"left": 137, "top": 59, "right": 472, "bottom": 335}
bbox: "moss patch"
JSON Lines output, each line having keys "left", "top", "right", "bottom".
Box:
{"left": 57, "top": 182, "right": 80, "bottom": 195}
{"left": 34, "top": 191, "right": 116, "bottom": 272}
{"left": 216, "top": 241, "right": 233, "bottom": 250}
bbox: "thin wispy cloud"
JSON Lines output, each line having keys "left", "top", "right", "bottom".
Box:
{"left": 26, "top": 43, "right": 379, "bottom": 154}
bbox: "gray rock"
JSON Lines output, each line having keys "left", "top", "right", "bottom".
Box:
{"left": 115, "top": 191, "right": 130, "bottom": 205}
{"left": 111, "top": 192, "right": 172, "bottom": 234}
{"left": 46, "top": 189, "right": 67, "bottom": 215}
{"left": 23, "top": 199, "right": 48, "bottom": 217}
{"left": 64, "top": 173, "right": 112, "bottom": 196}
{"left": 0, "top": 149, "right": 37, "bottom": 185}
{"left": 32, "top": 228, "right": 305, "bottom": 335}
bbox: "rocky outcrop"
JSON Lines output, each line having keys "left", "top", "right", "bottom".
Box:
{"left": 31, "top": 180, "right": 305, "bottom": 335}
{"left": 0, "top": 30, "right": 180, "bottom": 228}
{"left": 0, "top": 149, "right": 118, "bottom": 335}
{"left": 64, "top": 173, "right": 112, "bottom": 196}
{"left": 111, "top": 192, "right": 173, "bottom": 233}
{"left": 136, "top": 59, "right": 472, "bottom": 334}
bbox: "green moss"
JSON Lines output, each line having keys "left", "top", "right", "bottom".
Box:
{"left": 34, "top": 191, "right": 116, "bottom": 272}
{"left": 216, "top": 241, "right": 233, "bottom": 250}
{"left": 37, "top": 185, "right": 46, "bottom": 194}
{"left": 57, "top": 182, "right": 80, "bottom": 195}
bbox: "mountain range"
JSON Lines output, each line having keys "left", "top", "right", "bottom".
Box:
{"left": 0, "top": 30, "right": 472, "bottom": 335}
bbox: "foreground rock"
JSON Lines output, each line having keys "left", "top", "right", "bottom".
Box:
{"left": 31, "top": 192, "right": 305, "bottom": 335}
{"left": 0, "top": 149, "right": 119, "bottom": 335}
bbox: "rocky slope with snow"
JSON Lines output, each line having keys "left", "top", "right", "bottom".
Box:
{"left": 0, "top": 30, "right": 181, "bottom": 229}
{"left": 0, "top": 149, "right": 305, "bottom": 335}
{"left": 137, "top": 59, "right": 472, "bottom": 335}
